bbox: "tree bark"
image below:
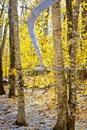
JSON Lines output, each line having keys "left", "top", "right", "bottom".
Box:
{"left": 66, "top": 1, "right": 73, "bottom": 128}
{"left": 8, "top": 0, "right": 17, "bottom": 97}
{"left": 0, "top": 53, "right": 5, "bottom": 95}
{"left": 8, "top": 0, "right": 26, "bottom": 125}
{"left": 52, "top": 1, "right": 68, "bottom": 130}
{"left": 69, "top": 0, "right": 80, "bottom": 130}
{"left": 0, "top": 22, "right": 8, "bottom": 95}
{"left": 78, "top": 0, "right": 87, "bottom": 79}
{"left": 66, "top": 0, "right": 73, "bottom": 95}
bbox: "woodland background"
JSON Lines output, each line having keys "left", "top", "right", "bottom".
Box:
{"left": 0, "top": 0, "right": 87, "bottom": 130}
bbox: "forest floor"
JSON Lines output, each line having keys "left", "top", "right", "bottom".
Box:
{"left": 0, "top": 82, "right": 87, "bottom": 130}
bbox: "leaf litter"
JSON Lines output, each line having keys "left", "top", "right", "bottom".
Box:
{"left": 0, "top": 83, "right": 87, "bottom": 130}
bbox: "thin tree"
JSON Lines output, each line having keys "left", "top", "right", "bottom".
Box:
{"left": 0, "top": 53, "right": 5, "bottom": 95}
{"left": 0, "top": 0, "right": 7, "bottom": 95}
{"left": 66, "top": 0, "right": 73, "bottom": 105}
{"left": 8, "top": 0, "right": 16, "bottom": 97}
{"left": 8, "top": 0, "right": 26, "bottom": 125}
{"left": 52, "top": 1, "right": 68, "bottom": 130}
{"left": 79, "top": 0, "right": 87, "bottom": 79}
{"left": 66, "top": 1, "right": 73, "bottom": 128}
{"left": 0, "top": 23, "right": 8, "bottom": 95}
{"left": 69, "top": 0, "right": 81, "bottom": 130}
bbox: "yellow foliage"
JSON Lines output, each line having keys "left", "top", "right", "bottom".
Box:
{"left": 9, "top": 68, "right": 17, "bottom": 76}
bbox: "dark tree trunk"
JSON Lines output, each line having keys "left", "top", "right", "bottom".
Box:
{"left": 66, "top": 1, "right": 73, "bottom": 128}
{"left": 0, "top": 52, "right": 5, "bottom": 95}
{"left": 8, "top": 0, "right": 17, "bottom": 97}
{"left": 68, "top": 1, "right": 80, "bottom": 130}
{"left": 66, "top": 0, "right": 73, "bottom": 104}
{"left": 0, "top": 22, "right": 8, "bottom": 95}
{"left": 78, "top": 0, "right": 87, "bottom": 80}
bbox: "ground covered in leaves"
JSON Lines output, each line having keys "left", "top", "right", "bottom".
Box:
{"left": 0, "top": 83, "right": 87, "bottom": 130}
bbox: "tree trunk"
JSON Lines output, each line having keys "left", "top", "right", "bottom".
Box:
{"left": 69, "top": 0, "right": 80, "bottom": 130}
{"left": 78, "top": 0, "right": 87, "bottom": 79}
{"left": 8, "top": 0, "right": 26, "bottom": 125}
{"left": 8, "top": 0, "right": 17, "bottom": 97}
{"left": 66, "top": 0, "right": 73, "bottom": 95}
{"left": 0, "top": 22, "right": 8, "bottom": 95}
{"left": 66, "top": 1, "right": 73, "bottom": 128}
{"left": 0, "top": 53, "right": 5, "bottom": 95}
{"left": 52, "top": 1, "right": 68, "bottom": 130}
